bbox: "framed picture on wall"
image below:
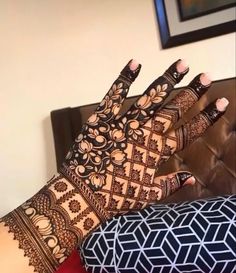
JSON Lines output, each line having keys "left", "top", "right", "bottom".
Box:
{"left": 154, "top": 0, "right": 236, "bottom": 49}
{"left": 177, "top": 0, "right": 236, "bottom": 21}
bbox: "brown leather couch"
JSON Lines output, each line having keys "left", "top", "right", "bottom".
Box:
{"left": 51, "top": 78, "right": 236, "bottom": 203}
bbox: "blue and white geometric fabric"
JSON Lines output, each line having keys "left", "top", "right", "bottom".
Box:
{"left": 80, "top": 195, "right": 236, "bottom": 273}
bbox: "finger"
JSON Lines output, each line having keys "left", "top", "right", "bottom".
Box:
{"left": 149, "top": 73, "right": 212, "bottom": 135}
{"left": 165, "top": 98, "right": 229, "bottom": 154}
{"left": 152, "top": 171, "right": 195, "bottom": 200}
{"left": 88, "top": 59, "right": 141, "bottom": 124}
{"left": 116, "top": 59, "right": 189, "bottom": 128}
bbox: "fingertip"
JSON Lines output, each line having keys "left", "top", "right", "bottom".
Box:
{"left": 184, "top": 176, "right": 196, "bottom": 186}
{"left": 202, "top": 98, "right": 228, "bottom": 124}
{"left": 176, "top": 59, "right": 189, "bottom": 73}
{"left": 176, "top": 171, "right": 194, "bottom": 186}
{"left": 200, "top": 73, "right": 212, "bottom": 86}
{"left": 121, "top": 59, "right": 141, "bottom": 82}
{"left": 216, "top": 97, "right": 229, "bottom": 112}
{"left": 165, "top": 59, "right": 189, "bottom": 84}
{"left": 129, "top": 59, "right": 140, "bottom": 71}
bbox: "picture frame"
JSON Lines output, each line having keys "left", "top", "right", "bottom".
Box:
{"left": 154, "top": 0, "right": 236, "bottom": 49}
{"left": 177, "top": 0, "right": 236, "bottom": 21}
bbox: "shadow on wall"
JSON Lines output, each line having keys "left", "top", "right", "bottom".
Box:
{"left": 42, "top": 116, "right": 57, "bottom": 181}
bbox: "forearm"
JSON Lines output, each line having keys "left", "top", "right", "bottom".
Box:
{"left": 0, "top": 170, "right": 106, "bottom": 273}
{"left": 0, "top": 222, "right": 35, "bottom": 273}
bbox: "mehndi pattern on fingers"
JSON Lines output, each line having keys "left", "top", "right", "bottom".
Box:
{"left": 154, "top": 171, "right": 195, "bottom": 199}
{"left": 93, "top": 59, "right": 141, "bottom": 123}
{"left": 116, "top": 59, "right": 189, "bottom": 129}
{"left": 173, "top": 99, "right": 227, "bottom": 150}
{"left": 150, "top": 73, "right": 212, "bottom": 135}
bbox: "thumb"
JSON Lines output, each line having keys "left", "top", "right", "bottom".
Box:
{"left": 153, "top": 171, "right": 196, "bottom": 200}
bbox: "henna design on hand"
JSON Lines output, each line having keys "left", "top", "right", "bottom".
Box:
{"left": 1, "top": 60, "right": 228, "bottom": 273}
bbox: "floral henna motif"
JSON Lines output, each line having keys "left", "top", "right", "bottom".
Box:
{"left": 54, "top": 181, "right": 68, "bottom": 192}
{"left": 153, "top": 120, "right": 166, "bottom": 134}
{"left": 118, "top": 59, "right": 190, "bottom": 128}
{"left": 147, "top": 155, "right": 157, "bottom": 167}
{"left": 140, "top": 189, "right": 148, "bottom": 201}
{"left": 2, "top": 173, "right": 107, "bottom": 272}
{"left": 83, "top": 218, "right": 94, "bottom": 231}
{"left": 149, "top": 190, "right": 160, "bottom": 201}
{"left": 113, "top": 180, "right": 124, "bottom": 194}
{"left": 131, "top": 169, "right": 141, "bottom": 181}
{"left": 64, "top": 61, "right": 190, "bottom": 192}
{"left": 152, "top": 74, "right": 211, "bottom": 135}
{"left": 126, "top": 83, "right": 168, "bottom": 124}
{"left": 127, "top": 185, "right": 137, "bottom": 198}
{"left": 69, "top": 200, "right": 81, "bottom": 213}
{"left": 133, "top": 148, "right": 144, "bottom": 163}
{"left": 143, "top": 173, "right": 153, "bottom": 185}
{"left": 136, "top": 135, "right": 146, "bottom": 145}
{"left": 149, "top": 139, "right": 159, "bottom": 151}
{"left": 1, "top": 60, "right": 227, "bottom": 273}
{"left": 63, "top": 83, "right": 225, "bottom": 219}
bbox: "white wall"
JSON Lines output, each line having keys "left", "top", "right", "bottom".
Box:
{"left": 0, "top": 0, "right": 235, "bottom": 216}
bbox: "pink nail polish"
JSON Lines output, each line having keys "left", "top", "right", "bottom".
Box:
{"left": 176, "top": 59, "right": 189, "bottom": 73}
{"left": 187, "top": 176, "right": 196, "bottom": 185}
{"left": 129, "top": 59, "right": 139, "bottom": 71}
{"left": 216, "top": 98, "right": 229, "bottom": 112}
{"left": 200, "top": 73, "right": 212, "bottom": 86}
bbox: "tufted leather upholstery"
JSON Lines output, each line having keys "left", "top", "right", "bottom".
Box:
{"left": 51, "top": 78, "right": 236, "bottom": 203}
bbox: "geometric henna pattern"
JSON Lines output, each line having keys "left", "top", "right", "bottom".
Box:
{"left": 0, "top": 172, "right": 191, "bottom": 273}
{"left": 0, "top": 60, "right": 227, "bottom": 273}
{"left": 64, "top": 61, "right": 182, "bottom": 191}
{"left": 155, "top": 73, "right": 211, "bottom": 134}
{"left": 62, "top": 61, "right": 214, "bottom": 218}
{"left": 80, "top": 195, "right": 236, "bottom": 273}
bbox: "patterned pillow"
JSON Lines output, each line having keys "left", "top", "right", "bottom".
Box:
{"left": 79, "top": 195, "right": 236, "bottom": 273}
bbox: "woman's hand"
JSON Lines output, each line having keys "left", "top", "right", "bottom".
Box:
{"left": 1, "top": 59, "right": 228, "bottom": 273}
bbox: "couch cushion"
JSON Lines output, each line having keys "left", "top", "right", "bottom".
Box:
{"left": 80, "top": 195, "right": 236, "bottom": 273}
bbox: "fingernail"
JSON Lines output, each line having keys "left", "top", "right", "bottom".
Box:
{"left": 177, "top": 172, "right": 195, "bottom": 186}
{"left": 129, "top": 59, "right": 140, "bottom": 71}
{"left": 203, "top": 99, "right": 227, "bottom": 124}
{"left": 121, "top": 59, "right": 141, "bottom": 82}
{"left": 176, "top": 59, "right": 189, "bottom": 73}
{"left": 184, "top": 176, "right": 196, "bottom": 186}
{"left": 188, "top": 73, "right": 211, "bottom": 98}
{"left": 216, "top": 97, "right": 229, "bottom": 112}
{"left": 200, "top": 73, "right": 212, "bottom": 86}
